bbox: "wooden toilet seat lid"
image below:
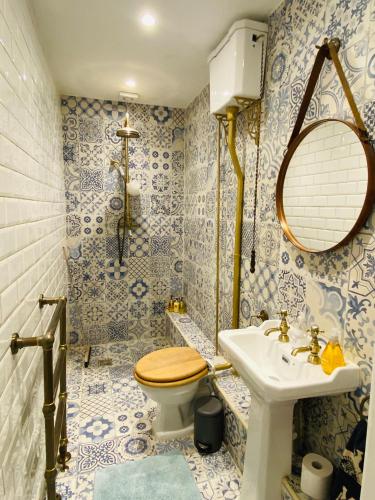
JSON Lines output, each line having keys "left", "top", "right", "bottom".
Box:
{"left": 135, "top": 346, "right": 207, "bottom": 383}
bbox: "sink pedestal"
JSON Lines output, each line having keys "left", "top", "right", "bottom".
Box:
{"left": 218, "top": 323, "right": 360, "bottom": 499}
{"left": 240, "top": 392, "right": 296, "bottom": 500}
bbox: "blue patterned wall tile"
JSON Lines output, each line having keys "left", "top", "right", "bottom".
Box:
{"left": 150, "top": 106, "right": 173, "bottom": 124}
{"left": 62, "top": 116, "right": 78, "bottom": 142}
{"left": 82, "top": 281, "right": 105, "bottom": 302}
{"left": 64, "top": 161, "right": 80, "bottom": 190}
{"left": 278, "top": 271, "right": 306, "bottom": 321}
{"left": 66, "top": 214, "right": 81, "bottom": 238}
{"left": 105, "top": 280, "right": 128, "bottom": 301}
{"left": 63, "top": 96, "right": 184, "bottom": 344}
{"left": 305, "top": 279, "right": 348, "bottom": 335}
{"left": 349, "top": 233, "right": 375, "bottom": 297}
{"left": 326, "top": 0, "right": 372, "bottom": 49}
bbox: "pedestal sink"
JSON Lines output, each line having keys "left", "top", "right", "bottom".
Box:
{"left": 219, "top": 320, "right": 360, "bottom": 500}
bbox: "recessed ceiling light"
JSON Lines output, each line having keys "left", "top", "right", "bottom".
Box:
{"left": 126, "top": 79, "right": 136, "bottom": 88}
{"left": 141, "top": 13, "right": 156, "bottom": 26}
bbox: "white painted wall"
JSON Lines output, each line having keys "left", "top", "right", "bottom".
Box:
{"left": 0, "top": 0, "right": 65, "bottom": 497}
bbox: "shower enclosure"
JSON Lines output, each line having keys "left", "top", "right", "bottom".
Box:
{"left": 62, "top": 97, "right": 185, "bottom": 345}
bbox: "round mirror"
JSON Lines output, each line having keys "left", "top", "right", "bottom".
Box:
{"left": 276, "top": 119, "right": 375, "bottom": 253}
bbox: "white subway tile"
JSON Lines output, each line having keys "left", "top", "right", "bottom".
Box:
{"left": 0, "top": 12, "right": 11, "bottom": 57}
{"left": 0, "top": 0, "right": 66, "bottom": 496}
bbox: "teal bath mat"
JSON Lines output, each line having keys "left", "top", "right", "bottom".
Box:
{"left": 93, "top": 453, "right": 201, "bottom": 500}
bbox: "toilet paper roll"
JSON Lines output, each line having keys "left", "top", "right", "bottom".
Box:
{"left": 301, "top": 453, "right": 333, "bottom": 499}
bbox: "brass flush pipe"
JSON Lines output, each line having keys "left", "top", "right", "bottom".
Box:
{"left": 208, "top": 360, "right": 233, "bottom": 381}
{"left": 213, "top": 361, "right": 232, "bottom": 371}
{"left": 215, "top": 118, "right": 223, "bottom": 354}
{"left": 226, "top": 106, "right": 244, "bottom": 329}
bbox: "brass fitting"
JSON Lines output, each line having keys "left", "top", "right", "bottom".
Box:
{"left": 264, "top": 310, "right": 290, "bottom": 342}
{"left": 250, "top": 309, "right": 269, "bottom": 326}
{"left": 291, "top": 324, "right": 323, "bottom": 365}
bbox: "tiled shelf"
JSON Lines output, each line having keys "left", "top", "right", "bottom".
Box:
{"left": 166, "top": 311, "right": 250, "bottom": 425}
{"left": 166, "top": 311, "right": 249, "bottom": 470}
{"left": 281, "top": 475, "right": 312, "bottom": 500}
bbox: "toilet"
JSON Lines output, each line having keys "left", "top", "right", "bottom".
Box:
{"left": 134, "top": 346, "right": 208, "bottom": 439}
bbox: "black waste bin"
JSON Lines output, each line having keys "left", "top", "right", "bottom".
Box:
{"left": 194, "top": 395, "right": 224, "bottom": 454}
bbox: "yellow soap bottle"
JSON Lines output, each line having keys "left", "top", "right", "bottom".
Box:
{"left": 321, "top": 330, "right": 346, "bottom": 375}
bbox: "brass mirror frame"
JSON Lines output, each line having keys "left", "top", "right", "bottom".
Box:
{"left": 276, "top": 118, "right": 375, "bottom": 253}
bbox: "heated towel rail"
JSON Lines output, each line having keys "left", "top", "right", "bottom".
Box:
{"left": 10, "top": 294, "right": 70, "bottom": 499}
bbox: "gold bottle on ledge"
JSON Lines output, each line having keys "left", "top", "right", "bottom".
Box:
{"left": 167, "top": 296, "right": 175, "bottom": 312}
{"left": 178, "top": 298, "right": 187, "bottom": 314}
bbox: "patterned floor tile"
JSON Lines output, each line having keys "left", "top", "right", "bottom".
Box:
{"left": 79, "top": 414, "right": 115, "bottom": 443}
{"left": 55, "top": 475, "right": 77, "bottom": 499}
{"left": 57, "top": 336, "right": 241, "bottom": 499}
{"left": 77, "top": 438, "right": 121, "bottom": 473}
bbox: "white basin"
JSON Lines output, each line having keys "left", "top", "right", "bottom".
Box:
{"left": 219, "top": 320, "right": 360, "bottom": 500}
{"left": 219, "top": 320, "right": 360, "bottom": 402}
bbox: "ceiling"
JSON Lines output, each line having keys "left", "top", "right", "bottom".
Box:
{"left": 30, "top": 0, "right": 280, "bottom": 108}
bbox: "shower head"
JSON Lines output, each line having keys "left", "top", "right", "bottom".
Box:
{"left": 116, "top": 113, "right": 140, "bottom": 138}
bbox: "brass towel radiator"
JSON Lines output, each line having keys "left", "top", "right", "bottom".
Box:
{"left": 10, "top": 294, "right": 70, "bottom": 499}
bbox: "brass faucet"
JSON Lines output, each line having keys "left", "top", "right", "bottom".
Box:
{"left": 264, "top": 310, "right": 290, "bottom": 343}
{"left": 250, "top": 309, "right": 269, "bottom": 326}
{"left": 291, "top": 324, "right": 323, "bottom": 365}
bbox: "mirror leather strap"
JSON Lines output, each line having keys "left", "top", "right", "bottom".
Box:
{"left": 328, "top": 41, "right": 367, "bottom": 135}
{"left": 288, "top": 38, "right": 369, "bottom": 148}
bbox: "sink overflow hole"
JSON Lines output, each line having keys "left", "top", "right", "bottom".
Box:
{"left": 312, "top": 461, "right": 323, "bottom": 470}
{"left": 282, "top": 355, "right": 290, "bottom": 364}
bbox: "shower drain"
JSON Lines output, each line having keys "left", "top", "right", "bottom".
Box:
{"left": 97, "top": 358, "right": 113, "bottom": 367}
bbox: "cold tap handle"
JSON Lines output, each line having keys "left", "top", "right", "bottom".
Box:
{"left": 278, "top": 310, "right": 288, "bottom": 319}
{"left": 307, "top": 324, "right": 324, "bottom": 339}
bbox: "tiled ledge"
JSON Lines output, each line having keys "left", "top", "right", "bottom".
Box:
{"left": 166, "top": 312, "right": 310, "bottom": 493}
{"left": 166, "top": 311, "right": 249, "bottom": 470}
{"left": 166, "top": 311, "right": 250, "bottom": 425}
{"left": 281, "top": 475, "right": 312, "bottom": 500}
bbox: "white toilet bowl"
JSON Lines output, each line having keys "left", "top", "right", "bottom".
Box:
{"left": 134, "top": 346, "right": 208, "bottom": 440}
